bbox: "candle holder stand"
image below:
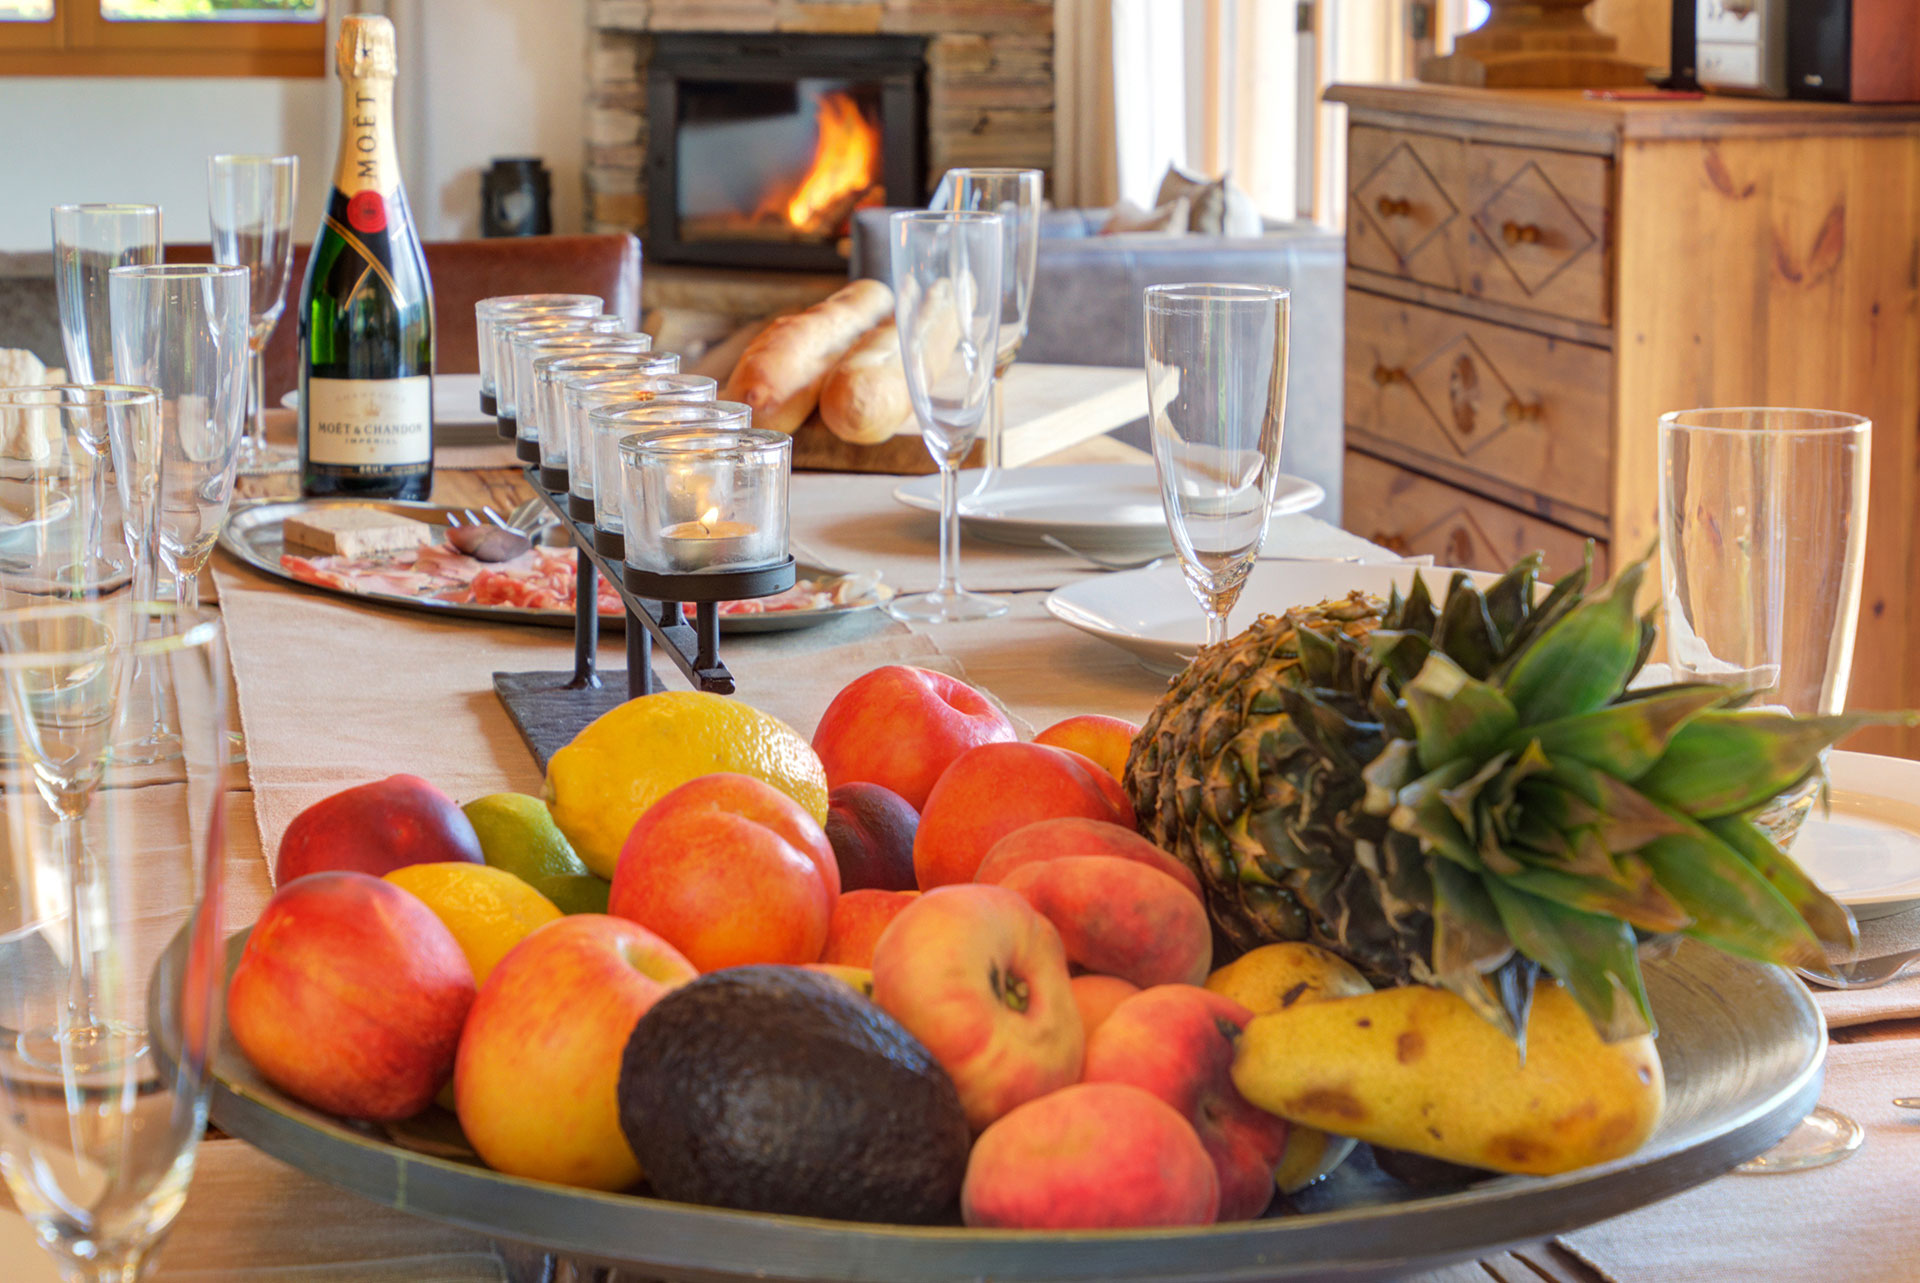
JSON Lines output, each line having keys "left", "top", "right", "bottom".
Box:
{"left": 492, "top": 467, "right": 796, "bottom": 766}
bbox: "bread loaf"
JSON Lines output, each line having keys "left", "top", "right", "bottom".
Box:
{"left": 721, "top": 279, "right": 893, "bottom": 436}
{"left": 817, "top": 321, "right": 910, "bottom": 445}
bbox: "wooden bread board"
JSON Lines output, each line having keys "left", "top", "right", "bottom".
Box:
{"left": 790, "top": 363, "right": 1148, "bottom": 475}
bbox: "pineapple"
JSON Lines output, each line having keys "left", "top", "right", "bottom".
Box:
{"left": 1126, "top": 551, "right": 1895, "bottom": 1042}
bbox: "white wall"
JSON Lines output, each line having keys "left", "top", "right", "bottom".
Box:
{"left": 0, "top": 0, "right": 587, "bottom": 253}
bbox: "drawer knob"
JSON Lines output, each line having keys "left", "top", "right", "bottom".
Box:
{"left": 1504, "top": 397, "right": 1545, "bottom": 423}
{"left": 1375, "top": 195, "right": 1413, "bottom": 218}
{"left": 1372, "top": 363, "right": 1409, "bottom": 386}
{"left": 1501, "top": 220, "right": 1543, "bottom": 246}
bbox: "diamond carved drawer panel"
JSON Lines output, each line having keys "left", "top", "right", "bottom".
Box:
{"left": 1458, "top": 142, "right": 1611, "bottom": 324}
{"left": 1346, "top": 125, "right": 1464, "bottom": 292}
{"left": 1344, "top": 450, "right": 1602, "bottom": 581}
{"left": 1344, "top": 291, "right": 1613, "bottom": 521}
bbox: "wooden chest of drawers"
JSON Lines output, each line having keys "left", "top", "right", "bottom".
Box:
{"left": 1328, "top": 84, "right": 1920, "bottom": 753}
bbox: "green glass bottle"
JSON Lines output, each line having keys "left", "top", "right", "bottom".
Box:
{"left": 298, "top": 13, "right": 434, "bottom": 500}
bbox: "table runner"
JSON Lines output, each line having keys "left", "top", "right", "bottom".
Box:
{"left": 1815, "top": 907, "right": 1920, "bottom": 1028}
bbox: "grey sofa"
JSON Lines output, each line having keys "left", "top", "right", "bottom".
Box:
{"left": 849, "top": 208, "right": 1345, "bottom": 520}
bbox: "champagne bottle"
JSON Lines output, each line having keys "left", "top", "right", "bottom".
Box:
{"left": 298, "top": 13, "right": 434, "bottom": 500}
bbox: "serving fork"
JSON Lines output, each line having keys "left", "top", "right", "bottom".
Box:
{"left": 1794, "top": 945, "right": 1920, "bottom": 990}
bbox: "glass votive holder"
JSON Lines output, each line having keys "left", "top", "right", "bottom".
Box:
{"left": 493, "top": 313, "right": 631, "bottom": 420}
{"left": 619, "top": 416, "right": 788, "bottom": 576}
{"left": 518, "top": 332, "right": 652, "bottom": 484}
{"left": 474, "top": 294, "right": 600, "bottom": 407}
{"left": 573, "top": 371, "right": 715, "bottom": 521}
{"left": 538, "top": 354, "right": 673, "bottom": 517}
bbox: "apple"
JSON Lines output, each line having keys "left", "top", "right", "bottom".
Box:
{"left": 1083, "top": 985, "right": 1290, "bottom": 1220}
{"left": 609, "top": 773, "right": 838, "bottom": 971}
{"left": 455, "top": 914, "right": 696, "bottom": 1190}
{"left": 227, "top": 871, "right": 476, "bottom": 1121}
{"left": 275, "top": 774, "right": 482, "bottom": 884}
{"left": 811, "top": 666, "right": 1016, "bottom": 810}
{"left": 869, "top": 883, "right": 1082, "bottom": 1130}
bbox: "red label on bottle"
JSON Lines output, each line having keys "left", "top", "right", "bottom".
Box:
{"left": 346, "top": 190, "right": 387, "bottom": 234}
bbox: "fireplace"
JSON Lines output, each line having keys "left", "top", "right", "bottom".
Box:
{"left": 644, "top": 33, "right": 929, "bottom": 272}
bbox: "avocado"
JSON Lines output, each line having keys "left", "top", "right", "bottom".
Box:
{"left": 617, "top": 965, "right": 969, "bottom": 1223}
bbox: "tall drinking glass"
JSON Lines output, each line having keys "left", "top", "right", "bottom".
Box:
{"left": 0, "top": 385, "right": 155, "bottom": 603}
{"left": 885, "top": 210, "right": 1005, "bottom": 624}
{"left": 0, "top": 602, "right": 229, "bottom": 1283}
{"left": 51, "top": 205, "right": 161, "bottom": 385}
{"left": 208, "top": 154, "right": 299, "bottom": 477}
{"left": 1143, "top": 284, "right": 1290, "bottom": 649}
{"left": 1658, "top": 407, "right": 1872, "bottom": 1174}
{"left": 930, "top": 168, "right": 1042, "bottom": 496}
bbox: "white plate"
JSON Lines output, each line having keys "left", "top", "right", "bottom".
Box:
{"left": 1788, "top": 750, "right": 1920, "bottom": 920}
{"left": 1046, "top": 560, "right": 1481, "bottom": 674}
{"left": 282, "top": 373, "right": 494, "bottom": 442}
{"left": 892, "top": 464, "right": 1326, "bottom": 554}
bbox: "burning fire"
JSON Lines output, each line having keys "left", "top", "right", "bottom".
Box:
{"left": 780, "top": 91, "right": 881, "bottom": 234}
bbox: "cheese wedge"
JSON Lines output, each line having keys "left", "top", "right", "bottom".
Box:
{"left": 282, "top": 507, "right": 436, "bottom": 558}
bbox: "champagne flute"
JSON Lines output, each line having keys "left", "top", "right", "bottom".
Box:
{"left": 930, "top": 168, "right": 1042, "bottom": 499}
{"left": 1143, "top": 283, "right": 1290, "bottom": 649}
{"left": 51, "top": 205, "right": 161, "bottom": 385}
{"left": 107, "top": 264, "right": 248, "bottom": 764}
{"left": 885, "top": 211, "right": 1006, "bottom": 624}
{"left": 0, "top": 601, "right": 230, "bottom": 1283}
{"left": 208, "top": 154, "right": 299, "bottom": 477}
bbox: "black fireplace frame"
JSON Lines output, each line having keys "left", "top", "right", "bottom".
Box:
{"left": 644, "top": 32, "right": 929, "bottom": 272}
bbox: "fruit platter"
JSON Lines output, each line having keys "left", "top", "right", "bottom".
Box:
{"left": 175, "top": 554, "right": 1879, "bottom": 1282}
{"left": 218, "top": 498, "right": 890, "bottom": 632}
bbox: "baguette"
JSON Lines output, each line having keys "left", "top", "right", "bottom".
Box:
{"left": 817, "top": 321, "right": 910, "bottom": 445}
{"left": 721, "top": 279, "right": 894, "bottom": 436}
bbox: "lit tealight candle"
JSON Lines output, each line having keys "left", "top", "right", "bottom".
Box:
{"left": 659, "top": 506, "right": 762, "bottom": 571}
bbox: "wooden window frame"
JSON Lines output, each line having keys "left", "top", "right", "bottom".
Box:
{"left": 0, "top": 0, "right": 324, "bottom": 77}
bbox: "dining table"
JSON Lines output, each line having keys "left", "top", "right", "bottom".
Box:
{"left": 2, "top": 420, "right": 1918, "bottom": 1283}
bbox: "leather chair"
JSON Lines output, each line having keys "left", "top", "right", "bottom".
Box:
{"left": 167, "top": 233, "right": 641, "bottom": 404}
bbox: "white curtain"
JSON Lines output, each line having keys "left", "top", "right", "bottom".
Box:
{"left": 1053, "top": 0, "right": 1122, "bottom": 209}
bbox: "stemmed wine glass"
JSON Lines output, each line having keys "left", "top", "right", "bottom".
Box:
{"left": 107, "top": 263, "right": 249, "bottom": 763}
{"left": 1143, "top": 283, "right": 1290, "bottom": 649}
{"left": 929, "top": 168, "right": 1042, "bottom": 500}
{"left": 0, "top": 600, "right": 230, "bottom": 1283}
{"left": 208, "top": 154, "right": 300, "bottom": 476}
{"left": 51, "top": 204, "right": 161, "bottom": 385}
{"left": 885, "top": 210, "right": 1006, "bottom": 624}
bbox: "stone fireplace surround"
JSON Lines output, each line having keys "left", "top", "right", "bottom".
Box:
{"left": 584, "top": 0, "right": 1056, "bottom": 244}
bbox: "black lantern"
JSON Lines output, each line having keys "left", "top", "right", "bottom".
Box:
{"left": 481, "top": 158, "right": 553, "bottom": 237}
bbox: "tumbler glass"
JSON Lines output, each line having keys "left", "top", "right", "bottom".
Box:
{"left": 51, "top": 204, "right": 161, "bottom": 385}
{"left": 1143, "top": 283, "right": 1290, "bottom": 648}
{"left": 0, "top": 601, "right": 229, "bottom": 1283}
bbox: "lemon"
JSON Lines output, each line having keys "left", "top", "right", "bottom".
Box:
{"left": 544, "top": 690, "right": 829, "bottom": 878}
{"left": 464, "top": 793, "right": 590, "bottom": 885}
{"left": 383, "top": 862, "right": 563, "bottom": 985}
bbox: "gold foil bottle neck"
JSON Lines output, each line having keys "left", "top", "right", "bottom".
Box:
{"left": 337, "top": 14, "right": 397, "bottom": 80}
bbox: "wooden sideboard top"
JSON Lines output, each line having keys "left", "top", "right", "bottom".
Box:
{"left": 1327, "top": 83, "right": 1920, "bottom": 152}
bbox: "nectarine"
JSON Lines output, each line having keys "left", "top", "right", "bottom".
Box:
{"left": 914, "top": 743, "right": 1135, "bottom": 889}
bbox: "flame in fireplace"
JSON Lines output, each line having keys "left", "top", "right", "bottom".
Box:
{"left": 782, "top": 91, "right": 881, "bottom": 234}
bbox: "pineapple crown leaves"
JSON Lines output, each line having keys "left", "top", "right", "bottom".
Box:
{"left": 1299, "top": 549, "right": 1907, "bottom": 1043}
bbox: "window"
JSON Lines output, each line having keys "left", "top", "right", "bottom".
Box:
{"left": 0, "top": 0, "right": 324, "bottom": 77}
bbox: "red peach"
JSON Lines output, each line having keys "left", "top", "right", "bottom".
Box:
{"left": 228, "top": 871, "right": 476, "bottom": 1121}
{"left": 1083, "top": 985, "right": 1290, "bottom": 1221}
{"left": 821, "top": 888, "right": 919, "bottom": 968}
{"left": 610, "top": 774, "right": 836, "bottom": 971}
{"left": 1033, "top": 714, "right": 1140, "bottom": 782}
{"left": 914, "top": 743, "right": 1135, "bottom": 890}
{"left": 999, "top": 855, "right": 1212, "bottom": 988}
{"left": 1070, "top": 974, "right": 1140, "bottom": 1041}
{"left": 975, "top": 817, "right": 1204, "bottom": 902}
{"left": 962, "top": 1082, "right": 1220, "bottom": 1229}
{"left": 824, "top": 782, "right": 919, "bottom": 892}
{"left": 275, "top": 774, "right": 482, "bottom": 884}
{"left": 456, "top": 915, "right": 696, "bottom": 1189}
{"left": 811, "top": 666, "right": 1017, "bottom": 810}
{"left": 871, "top": 884, "right": 1082, "bottom": 1130}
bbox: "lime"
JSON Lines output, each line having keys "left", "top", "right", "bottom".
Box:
{"left": 463, "top": 793, "right": 590, "bottom": 886}
{"left": 537, "top": 872, "right": 612, "bottom": 916}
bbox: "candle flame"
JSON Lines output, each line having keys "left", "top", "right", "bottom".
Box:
{"left": 698, "top": 506, "right": 720, "bottom": 534}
